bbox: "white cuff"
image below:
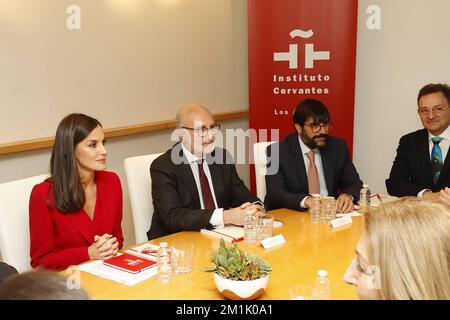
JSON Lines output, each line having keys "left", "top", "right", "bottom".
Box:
{"left": 418, "top": 189, "right": 431, "bottom": 198}
{"left": 300, "top": 196, "right": 309, "bottom": 209}
{"left": 209, "top": 208, "right": 224, "bottom": 228}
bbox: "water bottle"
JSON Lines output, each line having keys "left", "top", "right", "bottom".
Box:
{"left": 310, "top": 194, "right": 322, "bottom": 224}
{"left": 314, "top": 270, "right": 331, "bottom": 300}
{"left": 359, "top": 184, "right": 371, "bottom": 212}
{"left": 157, "top": 242, "right": 173, "bottom": 283}
{"left": 244, "top": 211, "right": 259, "bottom": 244}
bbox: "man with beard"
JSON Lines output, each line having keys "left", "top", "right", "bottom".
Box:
{"left": 265, "top": 99, "right": 363, "bottom": 213}
{"left": 147, "top": 103, "right": 261, "bottom": 239}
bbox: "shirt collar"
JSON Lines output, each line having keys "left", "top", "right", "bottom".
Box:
{"left": 181, "top": 143, "right": 203, "bottom": 164}
{"left": 428, "top": 125, "right": 450, "bottom": 142}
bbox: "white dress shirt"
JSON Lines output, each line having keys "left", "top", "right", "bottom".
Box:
{"left": 181, "top": 144, "right": 224, "bottom": 227}
{"left": 298, "top": 136, "right": 329, "bottom": 208}
{"left": 418, "top": 126, "right": 450, "bottom": 197}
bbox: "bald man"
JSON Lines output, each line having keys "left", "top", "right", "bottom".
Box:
{"left": 147, "top": 104, "right": 261, "bottom": 240}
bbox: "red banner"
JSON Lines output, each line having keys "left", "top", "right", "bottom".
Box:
{"left": 248, "top": 0, "right": 358, "bottom": 193}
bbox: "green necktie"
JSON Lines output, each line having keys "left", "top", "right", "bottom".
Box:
{"left": 431, "top": 136, "right": 443, "bottom": 184}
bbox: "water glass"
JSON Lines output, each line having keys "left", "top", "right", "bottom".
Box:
{"left": 258, "top": 214, "right": 274, "bottom": 240}
{"left": 244, "top": 212, "right": 259, "bottom": 244}
{"left": 322, "top": 196, "right": 337, "bottom": 221}
{"left": 288, "top": 285, "right": 317, "bottom": 300}
{"left": 310, "top": 194, "right": 322, "bottom": 224}
{"left": 172, "top": 243, "right": 195, "bottom": 274}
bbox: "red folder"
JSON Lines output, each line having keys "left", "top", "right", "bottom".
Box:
{"left": 103, "top": 253, "right": 157, "bottom": 274}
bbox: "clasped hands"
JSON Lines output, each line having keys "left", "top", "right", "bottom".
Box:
{"left": 88, "top": 233, "right": 119, "bottom": 260}
{"left": 223, "top": 202, "right": 265, "bottom": 226}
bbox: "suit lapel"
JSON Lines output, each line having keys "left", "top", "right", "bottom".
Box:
{"left": 66, "top": 211, "right": 94, "bottom": 244}
{"left": 418, "top": 130, "right": 434, "bottom": 185}
{"left": 438, "top": 139, "right": 450, "bottom": 185}
{"left": 172, "top": 143, "right": 202, "bottom": 206}
{"left": 206, "top": 150, "right": 225, "bottom": 208}
{"left": 178, "top": 163, "right": 201, "bottom": 207}
{"left": 208, "top": 163, "right": 224, "bottom": 208}
{"left": 47, "top": 183, "right": 93, "bottom": 244}
{"left": 289, "top": 135, "right": 309, "bottom": 192}
{"left": 320, "top": 146, "right": 334, "bottom": 194}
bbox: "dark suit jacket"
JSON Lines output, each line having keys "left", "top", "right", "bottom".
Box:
{"left": 147, "top": 144, "right": 259, "bottom": 240}
{"left": 265, "top": 133, "right": 363, "bottom": 211}
{"left": 386, "top": 128, "right": 450, "bottom": 196}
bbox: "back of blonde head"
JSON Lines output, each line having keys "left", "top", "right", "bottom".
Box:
{"left": 365, "top": 197, "right": 450, "bottom": 300}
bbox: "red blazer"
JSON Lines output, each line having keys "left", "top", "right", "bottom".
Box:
{"left": 29, "top": 171, "right": 124, "bottom": 270}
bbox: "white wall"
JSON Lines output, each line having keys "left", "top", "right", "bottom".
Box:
{"left": 353, "top": 0, "right": 450, "bottom": 194}
{"left": 0, "top": 0, "right": 247, "bottom": 144}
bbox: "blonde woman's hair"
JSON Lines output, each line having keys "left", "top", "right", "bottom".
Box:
{"left": 365, "top": 197, "right": 450, "bottom": 300}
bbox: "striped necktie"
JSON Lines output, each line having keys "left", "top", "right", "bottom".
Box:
{"left": 431, "top": 136, "right": 444, "bottom": 184}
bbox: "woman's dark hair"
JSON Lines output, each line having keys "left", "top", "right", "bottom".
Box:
{"left": 49, "top": 113, "right": 101, "bottom": 213}
{"left": 293, "top": 98, "right": 330, "bottom": 126}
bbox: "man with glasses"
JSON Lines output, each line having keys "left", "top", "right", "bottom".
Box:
{"left": 147, "top": 103, "right": 262, "bottom": 239}
{"left": 265, "top": 98, "right": 363, "bottom": 213}
{"left": 386, "top": 83, "right": 450, "bottom": 201}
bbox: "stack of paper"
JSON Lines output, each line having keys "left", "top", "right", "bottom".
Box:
{"left": 77, "top": 257, "right": 157, "bottom": 286}
{"left": 336, "top": 211, "right": 362, "bottom": 218}
{"left": 125, "top": 243, "right": 159, "bottom": 261}
{"left": 201, "top": 226, "right": 244, "bottom": 243}
{"left": 201, "top": 220, "right": 284, "bottom": 243}
{"left": 370, "top": 194, "right": 398, "bottom": 207}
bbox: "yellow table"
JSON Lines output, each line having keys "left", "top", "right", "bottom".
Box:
{"left": 74, "top": 209, "right": 363, "bottom": 300}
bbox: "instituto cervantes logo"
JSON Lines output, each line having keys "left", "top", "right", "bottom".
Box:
{"left": 272, "top": 28, "right": 331, "bottom": 97}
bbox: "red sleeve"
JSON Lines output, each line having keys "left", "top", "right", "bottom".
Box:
{"left": 29, "top": 184, "right": 90, "bottom": 271}
{"left": 112, "top": 173, "right": 124, "bottom": 249}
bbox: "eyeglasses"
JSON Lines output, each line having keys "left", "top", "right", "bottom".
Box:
{"left": 181, "top": 123, "right": 221, "bottom": 137}
{"left": 418, "top": 106, "right": 449, "bottom": 117}
{"left": 303, "top": 122, "right": 332, "bottom": 133}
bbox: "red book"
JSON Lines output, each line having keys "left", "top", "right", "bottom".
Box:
{"left": 103, "top": 253, "right": 157, "bottom": 274}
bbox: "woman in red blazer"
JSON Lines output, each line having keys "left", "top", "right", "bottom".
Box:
{"left": 29, "top": 113, "right": 124, "bottom": 270}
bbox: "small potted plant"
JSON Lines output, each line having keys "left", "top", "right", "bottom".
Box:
{"left": 205, "top": 239, "right": 272, "bottom": 300}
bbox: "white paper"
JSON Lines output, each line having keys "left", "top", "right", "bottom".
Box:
{"left": 77, "top": 259, "right": 157, "bottom": 286}
{"left": 261, "top": 234, "right": 286, "bottom": 249}
{"left": 369, "top": 194, "right": 398, "bottom": 207}
{"left": 273, "top": 220, "right": 283, "bottom": 228}
{"left": 200, "top": 226, "right": 244, "bottom": 242}
{"left": 330, "top": 216, "right": 353, "bottom": 228}
{"left": 335, "top": 211, "right": 362, "bottom": 218}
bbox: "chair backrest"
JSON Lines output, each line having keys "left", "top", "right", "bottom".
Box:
{"left": 124, "top": 153, "right": 163, "bottom": 244}
{"left": 0, "top": 174, "right": 49, "bottom": 273}
{"left": 253, "top": 141, "right": 275, "bottom": 201}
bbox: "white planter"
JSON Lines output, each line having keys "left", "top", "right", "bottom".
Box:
{"left": 214, "top": 273, "right": 270, "bottom": 300}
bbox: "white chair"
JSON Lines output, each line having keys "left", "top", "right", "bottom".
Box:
{"left": 253, "top": 141, "right": 275, "bottom": 201}
{"left": 124, "top": 153, "right": 163, "bottom": 244}
{"left": 0, "top": 173, "right": 49, "bottom": 273}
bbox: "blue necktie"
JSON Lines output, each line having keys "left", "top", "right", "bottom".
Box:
{"left": 431, "top": 136, "right": 443, "bottom": 184}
